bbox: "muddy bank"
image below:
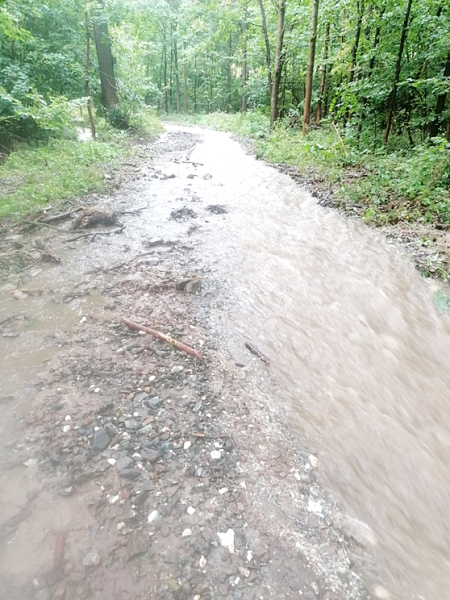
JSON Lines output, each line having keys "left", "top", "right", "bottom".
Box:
{"left": 0, "top": 130, "right": 376, "bottom": 600}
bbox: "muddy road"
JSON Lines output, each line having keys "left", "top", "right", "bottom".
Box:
{"left": 0, "top": 125, "right": 449, "bottom": 600}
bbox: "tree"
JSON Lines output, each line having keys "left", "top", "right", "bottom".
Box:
{"left": 92, "top": 0, "right": 119, "bottom": 111}
{"left": 302, "top": 0, "right": 320, "bottom": 136}
{"left": 271, "top": 0, "right": 286, "bottom": 126}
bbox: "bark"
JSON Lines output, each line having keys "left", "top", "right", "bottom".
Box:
{"left": 302, "top": 0, "right": 320, "bottom": 137}
{"left": 194, "top": 56, "right": 197, "bottom": 113}
{"left": 357, "top": 11, "right": 383, "bottom": 134}
{"left": 343, "top": 0, "right": 364, "bottom": 127}
{"left": 258, "top": 0, "right": 272, "bottom": 100}
{"left": 84, "top": 11, "right": 96, "bottom": 139}
{"left": 173, "top": 38, "right": 180, "bottom": 113}
{"left": 92, "top": 0, "right": 118, "bottom": 110}
{"left": 316, "top": 22, "right": 330, "bottom": 125}
{"left": 446, "top": 114, "right": 450, "bottom": 142}
{"left": 383, "top": 0, "right": 413, "bottom": 145}
{"left": 183, "top": 44, "right": 188, "bottom": 114}
{"left": 270, "top": 0, "right": 286, "bottom": 126}
{"left": 429, "top": 49, "right": 450, "bottom": 137}
{"left": 227, "top": 34, "right": 232, "bottom": 112}
{"left": 241, "top": 8, "right": 248, "bottom": 113}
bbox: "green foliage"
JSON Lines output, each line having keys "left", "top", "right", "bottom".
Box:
{"left": 0, "top": 139, "right": 129, "bottom": 218}
{"left": 434, "top": 291, "right": 450, "bottom": 314}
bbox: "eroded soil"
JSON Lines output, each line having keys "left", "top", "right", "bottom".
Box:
{"left": 0, "top": 130, "right": 378, "bottom": 600}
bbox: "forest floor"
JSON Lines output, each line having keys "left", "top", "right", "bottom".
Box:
{"left": 0, "top": 127, "right": 387, "bottom": 600}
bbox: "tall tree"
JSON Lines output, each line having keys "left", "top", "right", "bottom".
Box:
{"left": 258, "top": 0, "right": 272, "bottom": 100}
{"left": 271, "top": 0, "right": 286, "bottom": 126}
{"left": 316, "top": 21, "right": 330, "bottom": 125}
{"left": 92, "top": 0, "right": 119, "bottom": 110}
{"left": 302, "top": 0, "right": 320, "bottom": 136}
{"left": 383, "top": 0, "right": 414, "bottom": 145}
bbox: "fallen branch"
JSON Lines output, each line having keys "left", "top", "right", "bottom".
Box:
{"left": 38, "top": 211, "right": 73, "bottom": 224}
{"left": 121, "top": 316, "right": 203, "bottom": 361}
{"left": 245, "top": 342, "right": 270, "bottom": 364}
{"left": 66, "top": 225, "right": 125, "bottom": 243}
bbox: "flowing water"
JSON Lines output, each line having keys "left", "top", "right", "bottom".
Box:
{"left": 1, "top": 125, "right": 450, "bottom": 599}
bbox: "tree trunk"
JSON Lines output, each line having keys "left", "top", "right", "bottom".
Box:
{"left": 258, "top": 0, "right": 272, "bottom": 100}
{"left": 270, "top": 0, "right": 286, "bottom": 126}
{"left": 302, "top": 0, "right": 320, "bottom": 137}
{"left": 173, "top": 38, "right": 180, "bottom": 113}
{"left": 316, "top": 21, "right": 330, "bottom": 125}
{"left": 383, "top": 0, "right": 413, "bottom": 145}
{"left": 92, "top": 0, "right": 118, "bottom": 110}
{"left": 227, "top": 34, "right": 232, "bottom": 112}
{"left": 429, "top": 49, "right": 450, "bottom": 137}
{"left": 446, "top": 114, "right": 450, "bottom": 141}
{"left": 241, "top": 8, "right": 248, "bottom": 113}
{"left": 183, "top": 45, "right": 188, "bottom": 114}
{"left": 343, "top": 0, "right": 364, "bottom": 127}
{"left": 164, "top": 33, "right": 168, "bottom": 114}
{"left": 84, "top": 11, "right": 96, "bottom": 139}
{"left": 357, "top": 13, "right": 383, "bottom": 133}
{"left": 194, "top": 56, "right": 197, "bottom": 113}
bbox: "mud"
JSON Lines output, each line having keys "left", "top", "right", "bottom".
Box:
{"left": 0, "top": 129, "right": 372, "bottom": 600}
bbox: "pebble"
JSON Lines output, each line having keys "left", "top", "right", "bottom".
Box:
{"left": 107, "top": 458, "right": 117, "bottom": 466}
{"left": 82, "top": 549, "right": 101, "bottom": 567}
{"left": 373, "top": 586, "right": 393, "bottom": 600}
{"left": 171, "top": 365, "right": 184, "bottom": 374}
{"left": 147, "top": 510, "right": 159, "bottom": 523}
{"left": 63, "top": 425, "right": 71, "bottom": 433}
{"left": 199, "top": 555, "right": 207, "bottom": 568}
{"left": 119, "top": 468, "right": 141, "bottom": 480}
{"left": 23, "top": 458, "right": 38, "bottom": 467}
{"left": 187, "top": 506, "right": 196, "bottom": 515}
{"left": 91, "top": 428, "right": 111, "bottom": 454}
{"left": 182, "top": 529, "right": 192, "bottom": 537}
{"left": 210, "top": 450, "right": 222, "bottom": 460}
{"left": 183, "top": 441, "right": 191, "bottom": 450}
{"left": 217, "top": 529, "right": 235, "bottom": 554}
{"left": 307, "top": 499, "right": 323, "bottom": 515}
{"left": 219, "top": 487, "right": 229, "bottom": 495}
{"left": 308, "top": 455, "right": 319, "bottom": 469}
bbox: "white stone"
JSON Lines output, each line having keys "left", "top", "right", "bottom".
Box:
{"left": 107, "top": 458, "right": 117, "bottom": 466}
{"left": 187, "top": 506, "right": 196, "bottom": 515}
{"left": 373, "top": 586, "right": 393, "bottom": 600}
{"left": 184, "top": 441, "right": 191, "bottom": 450}
{"left": 65, "top": 415, "right": 72, "bottom": 421}
{"left": 210, "top": 450, "right": 222, "bottom": 460}
{"left": 23, "top": 458, "right": 38, "bottom": 467}
{"left": 307, "top": 499, "right": 323, "bottom": 514}
{"left": 149, "top": 375, "right": 156, "bottom": 382}
{"left": 219, "top": 487, "right": 229, "bottom": 495}
{"left": 109, "top": 495, "right": 120, "bottom": 505}
{"left": 199, "top": 555, "right": 207, "bottom": 568}
{"left": 182, "top": 528, "right": 192, "bottom": 537}
{"left": 117, "top": 522, "right": 125, "bottom": 531}
{"left": 94, "top": 388, "right": 100, "bottom": 393}
{"left": 147, "top": 510, "right": 159, "bottom": 523}
{"left": 63, "top": 425, "right": 71, "bottom": 433}
{"left": 308, "top": 455, "right": 319, "bottom": 469}
{"left": 217, "top": 529, "right": 235, "bottom": 554}
{"left": 246, "top": 550, "right": 253, "bottom": 562}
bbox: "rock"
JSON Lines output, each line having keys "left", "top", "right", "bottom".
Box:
{"left": 373, "top": 587, "right": 393, "bottom": 600}
{"left": 116, "top": 456, "right": 133, "bottom": 470}
{"left": 119, "top": 468, "right": 141, "bottom": 480}
{"left": 170, "top": 208, "right": 197, "bottom": 221}
{"left": 141, "top": 448, "right": 160, "bottom": 463}
{"left": 203, "top": 173, "right": 212, "bottom": 180}
{"left": 148, "top": 396, "right": 163, "bottom": 410}
{"left": 207, "top": 204, "right": 227, "bottom": 214}
{"left": 217, "top": 529, "right": 235, "bottom": 554}
{"left": 341, "top": 516, "right": 377, "bottom": 547}
{"left": 187, "top": 506, "right": 196, "bottom": 515}
{"left": 91, "top": 428, "right": 111, "bottom": 454}
{"left": 82, "top": 549, "right": 101, "bottom": 567}
{"left": 176, "top": 277, "right": 202, "bottom": 293}
{"left": 307, "top": 499, "right": 323, "bottom": 514}
{"left": 135, "top": 392, "right": 149, "bottom": 403}
{"left": 210, "top": 450, "right": 222, "bottom": 460}
{"left": 148, "top": 510, "right": 160, "bottom": 523}
{"left": 182, "top": 529, "right": 192, "bottom": 537}
{"left": 308, "top": 454, "right": 319, "bottom": 469}
{"left": 129, "top": 530, "right": 149, "bottom": 559}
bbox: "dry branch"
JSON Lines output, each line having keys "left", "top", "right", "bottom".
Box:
{"left": 121, "top": 317, "right": 203, "bottom": 361}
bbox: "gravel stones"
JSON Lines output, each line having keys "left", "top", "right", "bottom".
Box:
{"left": 91, "top": 428, "right": 111, "bottom": 454}
{"left": 82, "top": 549, "right": 101, "bottom": 567}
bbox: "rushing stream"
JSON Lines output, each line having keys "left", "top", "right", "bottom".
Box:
{"left": 1, "top": 125, "right": 449, "bottom": 599}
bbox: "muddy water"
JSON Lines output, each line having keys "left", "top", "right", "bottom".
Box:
{"left": 166, "top": 126, "right": 450, "bottom": 600}
{"left": 1, "top": 125, "right": 449, "bottom": 599}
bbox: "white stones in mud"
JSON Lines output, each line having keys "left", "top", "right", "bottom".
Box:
{"left": 183, "top": 441, "right": 192, "bottom": 450}
{"left": 187, "top": 506, "right": 196, "bottom": 515}
{"left": 171, "top": 365, "right": 184, "bottom": 374}
{"left": 217, "top": 529, "right": 235, "bottom": 554}
{"left": 307, "top": 499, "right": 323, "bottom": 515}
{"left": 219, "top": 487, "right": 229, "bottom": 495}
{"left": 62, "top": 425, "right": 71, "bottom": 433}
{"left": 210, "top": 450, "right": 222, "bottom": 460}
{"left": 82, "top": 549, "right": 101, "bottom": 567}
{"left": 182, "top": 529, "right": 192, "bottom": 537}
{"left": 23, "top": 458, "right": 38, "bottom": 467}
{"left": 107, "top": 458, "right": 117, "bottom": 466}
{"left": 308, "top": 454, "right": 319, "bottom": 470}
{"left": 147, "top": 510, "right": 160, "bottom": 524}
{"left": 199, "top": 555, "right": 207, "bottom": 569}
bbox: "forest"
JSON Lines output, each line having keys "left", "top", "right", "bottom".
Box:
{"left": 1, "top": 0, "right": 450, "bottom": 227}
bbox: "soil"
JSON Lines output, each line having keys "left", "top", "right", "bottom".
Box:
{"left": 0, "top": 128, "right": 391, "bottom": 600}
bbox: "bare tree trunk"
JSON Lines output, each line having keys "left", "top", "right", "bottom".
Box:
{"left": 258, "top": 0, "right": 272, "bottom": 100}
{"left": 430, "top": 49, "right": 450, "bottom": 137}
{"left": 227, "top": 34, "right": 232, "bottom": 112}
{"left": 270, "top": 0, "right": 286, "bottom": 126}
{"left": 92, "top": 0, "right": 119, "bottom": 110}
{"left": 302, "top": 0, "right": 320, "bottom": 137}
{"left": 194, "top": 55, "right": 197, "bottom": 113}
{"left": 446, "top": 114, "right": 450, "bottom": 141}
{"left": 164, "top": 31, "right": 168, "bottom": 114}
{"left": 241, "top": 8, "right": 248, "bottom": 113}
{"left": 84, "top": 11, "right": 96, "bottom": 139}
{"left": 357, "top": 13, "right": 383, "bottom": 133}
{"left": 316, "top": 21, "right": 330, "bottom": 125}
{"left": 343, "top": 0, "right": 364, "bottom": 127}
{"left": 183, "top": 44, "right": 188, "bottom": 114}
{"left": 173, "top": 38, "right": 180, "bottom": 113}
{"left": 384, "top": 0, "right": 413, "bottom": 145}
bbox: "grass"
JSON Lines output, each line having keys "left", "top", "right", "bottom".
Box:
{"left": 0, "top": 109, "right": 162, "bottom": 220}
{"left": 164, "top": 111, "right": 450, "bottom": 227}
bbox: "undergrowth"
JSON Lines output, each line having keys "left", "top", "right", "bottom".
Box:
{"left": 164, "top": 112, "right": 450, "bottom": 227}
{"left": 0, "top": 109, "right": 162, "bottom": 219}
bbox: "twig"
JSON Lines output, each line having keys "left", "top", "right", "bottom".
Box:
{"left": 24, "top": 220, "right": 69, "bottom": 233}
{"left": 245, "top": 342, "right": 270, "bottom": 364}
{"left": 17, "top": 258, "right": 42, "bottom": 274}
{"left": 117, "top": 206, "right": 147, "bottom": 216}
{"left": 332, "top": 122, "right": 348, "bottom": 156}
{"left": 66, "top": 225, "right": 125, "bottom": 243}
{"left": 38, "top": 211, "right": 73, "bottom": 224}
{"left": 121, "top": 316, "right": 203, "bottom": 361}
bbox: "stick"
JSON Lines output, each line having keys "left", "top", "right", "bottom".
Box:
{"left": 121, "top": 317, "right": 203, "bottom": 361}
{"left": 245, "top": 342, "right": 270, "bottom": 364}
{"left": 332, "top": 122, "right": 348, "bottom": 156}
{"left": 66, "top": 225, "right": 125, "bottom": 243}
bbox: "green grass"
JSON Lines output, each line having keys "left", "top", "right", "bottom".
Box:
{"left": 0, "top": 139, "right": 129, "bottom": 218}
{"left": 0, "top": 110, "right": 163, "bottom": 220}
{"left": 164, "top": 111, "right": 450, "bottom": 227}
